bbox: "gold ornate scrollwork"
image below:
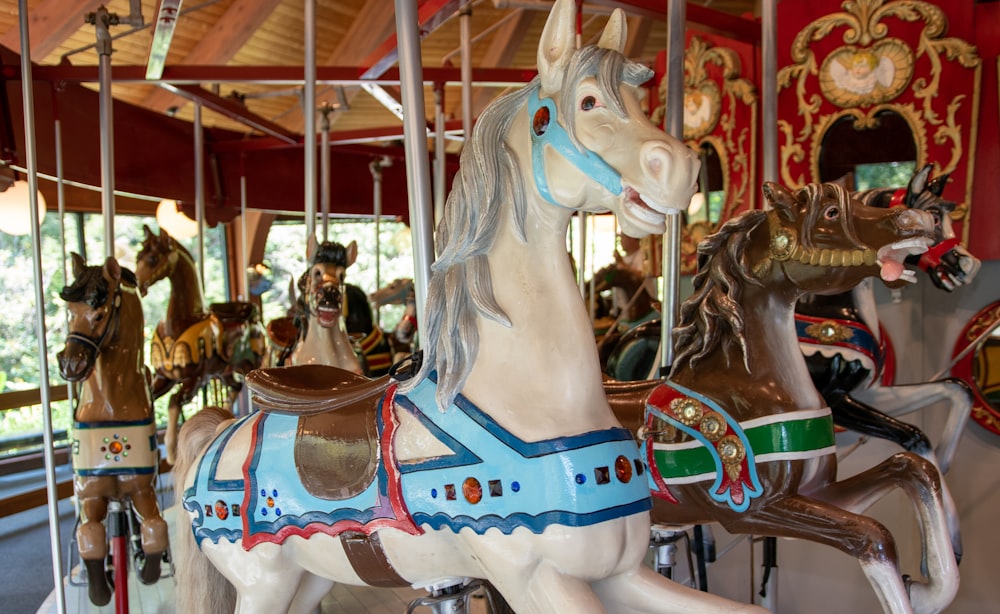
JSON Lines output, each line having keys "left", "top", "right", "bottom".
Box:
{"left": 778, "top": 0, "right": 981, "bottom": 242}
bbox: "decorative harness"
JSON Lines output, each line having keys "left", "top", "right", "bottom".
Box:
{"left": 185, "top": 374, "right": 651, "bottom": 548}
{"left": 528, "top": 89, "right": 622, "bottom": 206}
{"left": 641, "top": 381, "right": 836, "bottom": 513}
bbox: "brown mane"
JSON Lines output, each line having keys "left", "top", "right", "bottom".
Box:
{"left": 672, "top": 210, "right": 767, "bottom": 372}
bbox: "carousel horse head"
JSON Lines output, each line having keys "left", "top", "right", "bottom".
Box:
{"left": 858, "top": 163, "right": 980, "bottom": 290}
{"left": 135, "top": 224, "right": 182, "bottom": 296}
{"left": 752, "top": 181, "right": 936, "bottom": 294}
{"left": 57, "top": 253, "right": 138, "bottom": 382}
{"left": 369, "top": 277, "right": 414, "bottom": 307}
{"left": 297, "top": 238, "right": 357, "bottom": 330}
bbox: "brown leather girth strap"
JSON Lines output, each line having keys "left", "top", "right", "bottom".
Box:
{"left": 340, "top": 531, "right": 409, "bottom": 588}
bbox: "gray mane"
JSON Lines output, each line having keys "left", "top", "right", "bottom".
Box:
{"left": 404, "top": 45, "right": 652, "bottom": 410}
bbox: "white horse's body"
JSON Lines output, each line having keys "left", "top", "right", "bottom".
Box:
{"left": 174, "top": 2, "right": 766, "bottom": 613}
{"left": 287, "top": 314, "right": 362, "bottom": 372}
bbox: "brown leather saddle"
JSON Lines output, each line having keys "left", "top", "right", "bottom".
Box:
{"left": 248, "top": 365, "right": 393, "bottom": 500}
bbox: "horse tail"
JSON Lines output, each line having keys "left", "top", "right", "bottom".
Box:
{"left": 174, "top": 406, "right": 238, "bottom": 613}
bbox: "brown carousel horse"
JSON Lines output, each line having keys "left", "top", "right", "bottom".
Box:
{"left": 608, "top": 182, "right": 959, "bottom": 613}
{"left": 57, "top": 254, "right": 168, "bottom": 606}
{"left": 135, "top": 225, "right": 265, "bottom": 464}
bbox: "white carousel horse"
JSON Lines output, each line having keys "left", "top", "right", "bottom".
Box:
{"left": 173, "top": 1, "right": 761, "bottom": 612}
{"left": 285, "top": 238, "right": 364, "bottom": 373}
{"left": 369, "top": 277, "right": 418, "bottom": 363}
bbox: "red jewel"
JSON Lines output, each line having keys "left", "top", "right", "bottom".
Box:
{"left": 462, "top": 477, "right": 483, "bottom": 504}
{"left": 215, "top": 501, "right": 229, "bottom": 520}
{"left": 615, "top": 455, "right": 633, "bottom": 483}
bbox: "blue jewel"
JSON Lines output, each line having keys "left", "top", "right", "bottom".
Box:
{"left": 575, "top": 473, "right": 586, "bottom": 484}
{"left": 511, "top": 481, "right": 520, "bottom": 492}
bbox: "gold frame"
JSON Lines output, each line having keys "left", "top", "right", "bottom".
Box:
{"left": 777, "top": 0, "right": 981, "bottom": 243}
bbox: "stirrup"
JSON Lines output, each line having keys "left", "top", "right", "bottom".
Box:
{"left": 406, "top": 577, "right": 484, "bottom": 614}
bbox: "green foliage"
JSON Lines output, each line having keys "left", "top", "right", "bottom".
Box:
{"left": 854, "top": 161, "right": 916, "bottom": 192}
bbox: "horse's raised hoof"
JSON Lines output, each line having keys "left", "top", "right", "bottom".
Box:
{"left": 136, "top": 550, "right": 163, "bottom": 585}
{"left": 84, "top": 557, "right": 112, "bottom": 606}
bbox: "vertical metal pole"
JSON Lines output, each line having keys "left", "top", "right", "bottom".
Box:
{"left": 19, "top": 2, "right": 66, "bottom": 610}
{"left": 760, "top": 2, "right": 780, "bottom": 607}
{"left": 304, "top": 0, "right": 317, "bottom": 244}
{"left": 460, "top": 7, "right": 473, "bottom": 141}
{"left": 95, "top": 7, "right": 116, "bottom": 257}
{"left": 370, "top": 160, "right": 384, "bottom": 317}
{"left": 762, "top": 0, "right": 778, "bottom": 184}
{"left": 395, "top": 0, "right": 435, "bottom": 334}
{"left": 433, "top": 84, "right": 446, "bottom": 224}
{"left": 578, "top": 213, "right": 587, "bottom": 296}
{"left": 320, "top": 104, "right": 332, "bottom": 242}
{"left": 660, "top": 0, "right": 686, "bottom": 376}
{"left": 193, "top": 101, "right": 206, "bottom": 287}
{"left": 240, "top": 169, "right": 249, "bottom": 300}
{"left": 53, "top": 91, "right": 76, "bottom": 442}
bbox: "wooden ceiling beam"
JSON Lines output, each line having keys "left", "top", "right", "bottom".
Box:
{"left": 0, "top": 0, "right": 104, "bottom": 58}
{"left": 140, "top": 0, "right": 286, "bottom": 114}
{"left": 468, "top": 8, "right": 535, "bottom": 118}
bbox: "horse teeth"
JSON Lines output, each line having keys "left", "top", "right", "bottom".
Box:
{"left": 863, "top": 250, "right": 877, "bottom": 266}
{"left": 852, "top": 251, "right": 865, "bottom": 266}
{"left": 819, "top": 249, "right": 832, "bottom": 266}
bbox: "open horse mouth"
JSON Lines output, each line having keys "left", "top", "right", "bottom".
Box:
{"left": 877, "top": 237, "right": 933, "bottom": 283}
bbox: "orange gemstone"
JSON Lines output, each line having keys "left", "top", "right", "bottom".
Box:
{"left": 109, "top": 441, "right": 123, "bottom": 454}
{"left": 615, "top": 455, "right": 633, "bottom": 483}
{"left": 462, "top": 477, "right": 483, "bottom": 504}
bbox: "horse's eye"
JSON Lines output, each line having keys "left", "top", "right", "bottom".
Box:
{"left": 823, "top": 206, "right": 840, "bottom": 220}
{"left": 94, "top": 312, "right": 104, "bottom": 322}
{"left": 533, "top": 106, "right": 550, "bottom": 136}
{"left": 581, "top": 96, "right": 597, "bottom": 111}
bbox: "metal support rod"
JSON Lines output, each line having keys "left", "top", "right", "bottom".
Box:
{"left": 433, "top": 84, "right": 446, "bottom": 224}
{"left": 194, "top": 101, "right": 206, "bottom": 287}
{"left": 92, "top": 6, "right": 116, "bottom": 257}
{"left": 370, "top": 158, "right": 386, "bottom": 319}
{"left": 660, "top": 0, "right": 686, "bottom": 375}
{"left": 19, "top": 1, "right": 66, "bottom": 610}
{"left": 53, "top": 91, "right": 76, "bottom": 452}
{"left": 762, "top": 0, "right": 778, "bottom": 184}
{"left": 578, "top": 213, "right": 588, "bottom": 297}
{"left": 240, "top": 168, "right": 249, "bottom": 300}
{"left": 304, "top": 0, "right": 317, "bottom": 243}
{"left": 460, "top": 6, "right": 473, "bottom": 141}
{"left": 320, "top": 104, "right": 333, "bottom": 242}
{"left": 395, "top": 0, "right": 435, "bottom": 334}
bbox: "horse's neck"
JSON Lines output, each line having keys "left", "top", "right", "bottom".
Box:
{"left": 77, "top": 309, "right": 152, "bottom": 422}
{"left": 798, "top": 284, "right": 879, "bottom": 340}
{"left": 166, "top": 250, "right": 206, "bottom": 334}
{"left": 291, "top": 318, "right": 362, "bottom": 373}
{"left": 673, "top": 289, "right": 826, "bottom": 414}
{"left": 462, "top": 214, "right": 619, "bottom": 439}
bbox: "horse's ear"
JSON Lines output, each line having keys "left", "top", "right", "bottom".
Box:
{"left": 102, "top": 256, "right": 122, "bottom": 284}
{"left": 157, "top": 226, "right": 172, "bottom": 245}
{"left": 142, "top": 224, "right": 154, "bottom": 241}
{"left": 70, "top": 252, "right": 87, "bottom": 279}
{"left": 345, "top": 240, "right": 358, "bottom": 268}
{"left": 597, "top": 8, "right": 627, "bottom": 54}
{"left": 762, "top": 182, "right": 797, "bottom": 222}
{"left": 927, "top": 173, "right": 950, "bottom": 197}
{"left": 537, "top": 0, "right": 576, "bottom": 95}
{"left": 908, "top": 164, "right": 933, "bottom": 198}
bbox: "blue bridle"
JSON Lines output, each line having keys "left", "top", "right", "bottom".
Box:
{"left": 527, "top": 89, "right": 623, "bottom": 207}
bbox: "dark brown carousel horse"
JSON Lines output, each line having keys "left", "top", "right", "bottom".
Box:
{"left": 135, "top": 225, "right": 265, "bottom": 464}
{"left": 589, "top": 254, "right": 660, "bottom": 373}
{"left": 608, "top": 182, "right": 959, "bottom": 613}
{"left": 57, "top": 254, "right": 168, "bottom": 606}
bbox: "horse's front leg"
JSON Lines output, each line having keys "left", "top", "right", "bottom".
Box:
{"left": 76, "top": 490, "right": 112, "bottom": 606}
{"left": 852, "top": 379, "right": 974, "bottom": 473}
{"left": 164, "top": 380, "right": 198, "bottom": 465}
{"left": 126, "top": 477, "right": 168, "bottom": 584}
{"left": 806, "top": 452, "right": 959, "bottom": 614}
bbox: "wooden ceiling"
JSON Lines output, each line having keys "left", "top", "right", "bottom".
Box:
{"left": 0, "top": 0, "right": 760, "bottom": 149}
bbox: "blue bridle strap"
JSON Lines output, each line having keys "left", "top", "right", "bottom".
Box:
{"left": 528, "top": 89, "right": 623, "bottom": 207}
